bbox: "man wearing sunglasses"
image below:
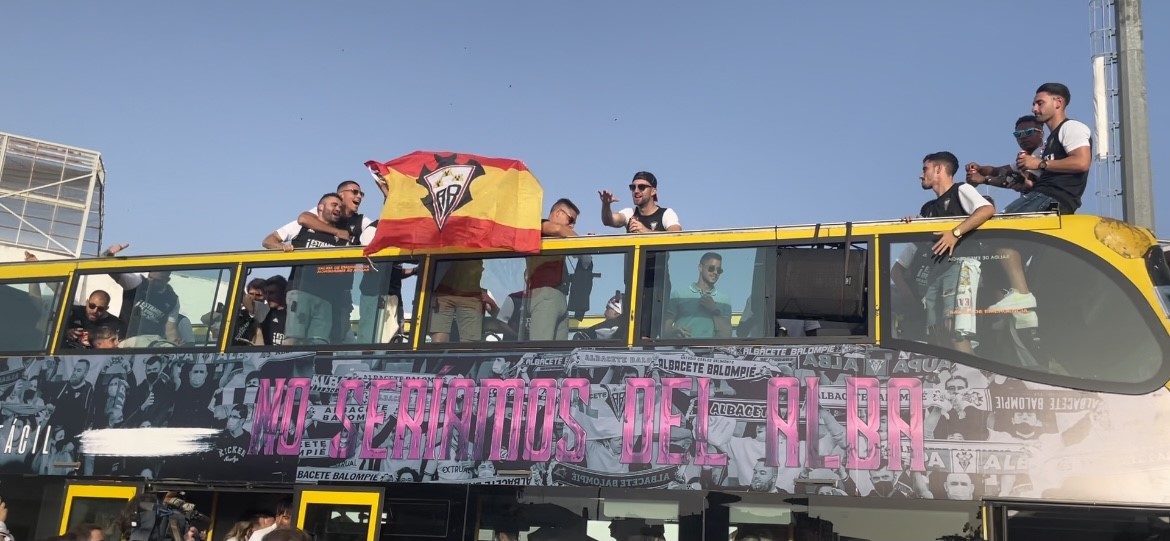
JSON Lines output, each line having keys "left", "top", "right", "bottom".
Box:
{"left": 599, "top": 171, "right": 682, "bottom": 233}
{"left": 295, "top": 180, "right": 379, "bottom": 245}
{"left": 664, "top": 252, "right": 732, "bottom": 339}
{"left": 965, "top": 115, "right": 1046, "bottom": 195}
{"left": 523, "top": 199, "right": 582, "bottom": 340}
{"left": 61, "top": 290, "right": 122, "bottom": 348}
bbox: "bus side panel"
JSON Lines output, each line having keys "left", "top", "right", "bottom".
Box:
{"left": 3, "top": 345, "right": 1167, "bottom": 507}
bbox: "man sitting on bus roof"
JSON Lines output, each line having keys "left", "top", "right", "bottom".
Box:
{"left": 599, "top": 171, "right": 682, "bottom": 233}
{"left": 901, "top": 151, "right": 996, "bottom": 354}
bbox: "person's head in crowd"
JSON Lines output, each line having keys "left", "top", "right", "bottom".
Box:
{"left": 1013, "top": 114, "right": 1045, "bottom": 153}
{"left": 84, "top": 291, "right": 112, "bottom": 322}
{"left": 70, "top": 359, "right": 91, "bottom": 386}
{"left": 264, "top": 276, "right": 288, "bottom": 308}
{"left": 71, "top": 523, "right": 105, "bottom": 541}
{"left": 697, "top": 252, "right": 723, "bottom": 289}
{"left": 749, "top": 458, "right": 777, "bottom": 492}
{"left": 919, "top": 151, "right": 960, "bottom": 192}
{"left": 631, "top": 171, "right": 659, "bottom": 203}
{"left": 91, "top": 325, "right": 120, "bottom": 349}
{"left": 245, "top": 278, "right": 267, "bottom": 305}
{"left": 316, "top": 193, "right": 343, "bottom": 225}
{"left": 1033, "top": 82, "right": 1071, "bottom": 125}
{"left": 943, "top": 472, "right": 975, "bottom": 500}
{"left": 263, "top": 529, "right": 311, "bottom": 541}
{"left": 336, "top": 180, "right": 364, "bottom": 218}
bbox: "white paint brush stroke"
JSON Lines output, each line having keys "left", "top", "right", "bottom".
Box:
{"left": 79, "top": 428, "right": 221, "bottom": 456}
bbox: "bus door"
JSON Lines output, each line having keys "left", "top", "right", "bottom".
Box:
{"left": 57, "top": 482, "right": 141, "bottom": 538}
{"left": 295, "top": 487, "right": 383, "bottom": 541}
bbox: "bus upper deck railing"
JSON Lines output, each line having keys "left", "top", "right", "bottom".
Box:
{"left": 0, "top": 213, "right": 1167, "bottom": 395}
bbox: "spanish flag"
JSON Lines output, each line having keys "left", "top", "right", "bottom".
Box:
{"left": 363, "top": 151, "right": 543, "bottom": 255}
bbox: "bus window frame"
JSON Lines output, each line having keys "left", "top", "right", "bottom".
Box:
{"left": 418, "top": 246, "right": 636, "bottom": 351}
{"left": 633, "top": 237, "right": 876, "bottom": 347}
{"left": 293, "top": 485, "right": 383, "bottom": 541}
{"left": 227, "top": 254, "right": 425, "bottom": 353}
{"left": 64, "top": 262, "right": 239, "bottom": 355}
{"left": 57, "top": 481, "right": 141, "bottom": 536}
{"left": 0, "top": 274, "right": 70, "bottom": 356}
{"left": 878, "top": 229, "right": 1170, "bottom": 395}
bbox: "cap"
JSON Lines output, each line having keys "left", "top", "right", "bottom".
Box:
{"left": 632, "top": 171, "right": 657, "bottom": 188}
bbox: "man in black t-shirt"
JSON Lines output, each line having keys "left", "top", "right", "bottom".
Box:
{"left": 61, "top": 290, "right": 122, "bottom": 349}
{"left": 599, "top": 171, "right": 683, "bottom": 233}
{"left": 261, "top": 276, "right": 288, "bottom": 346}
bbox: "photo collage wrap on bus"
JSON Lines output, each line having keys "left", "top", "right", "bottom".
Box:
{"left": 3, "top": 343, "right": 1168, "bottom": 504}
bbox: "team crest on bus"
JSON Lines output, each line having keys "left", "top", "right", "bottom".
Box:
{"left": 418, "top": 153, "right": 486, "bottom": 230}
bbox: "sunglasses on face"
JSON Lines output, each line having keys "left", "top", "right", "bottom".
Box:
{"left": 557, "top": 208, "right": 577, "bottom": 225}
{"left": 706, "top": 265, "right": 724, "bottom": 274}
{"left": 628, "top": 183, "right": 653, "bottom": 192}
{"left": 88, "top": 302, "right": 109, "bottom": 312}
{"left": 341, "top": 189, "right": 365, "bottom": 197}
{"left": 1013, "top": 128, "right": 1041, "bottom": 138}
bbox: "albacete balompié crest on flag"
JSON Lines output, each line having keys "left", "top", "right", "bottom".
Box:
{"left": 363, "top": 151, "right": 544, "bottom": 255}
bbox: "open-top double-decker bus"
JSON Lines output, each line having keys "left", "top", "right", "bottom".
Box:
{"left": 1, "top": 212, "right": 1170, "bottom": 541}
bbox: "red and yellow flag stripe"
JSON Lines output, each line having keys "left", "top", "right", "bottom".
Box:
{"left": 364, "top": 151, "right": 544, "bottom": 255}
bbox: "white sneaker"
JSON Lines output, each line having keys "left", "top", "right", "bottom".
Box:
{"left": 1013, "top": 310, "right": 1038, "bottom": 329}
{"left": 989, "top": 290, "right": 1037, "bottom": 312}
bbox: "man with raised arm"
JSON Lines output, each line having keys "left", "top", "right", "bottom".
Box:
{"left": 101, "top": 243, "right": 183, "bottom": 345}
{"left": 901, "top": 152, "right": 996, "bottom": 354}
{"left": 262, "top": 193, "right": 351, "bottom": 344}
{"left": 599, "top": 171, "right": 682, "bottom": 233}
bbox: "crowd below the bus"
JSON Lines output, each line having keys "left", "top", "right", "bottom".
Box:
{"left": 32, "top": 81, "right": 1089, "bottom": 354}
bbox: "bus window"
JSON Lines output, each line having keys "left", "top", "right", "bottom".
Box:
{"left": 742, "top": 243, "right": 869, "bottom": 339}
{"left": 0, "top": 278, "right": 63, "bottom": 353}
{"left": 70, "top": 267, "right": 233, "bottom": 349}
{"left": 429, "top": 251, "right": 628, "bottom": 344}
{"left": 641, "top": 247, "right": 766, "bottom": 341}
{"left": 236, "top": 258, "right": 419, "bottom": 347}
{"left": 886, "top": 233, "right": 1168, "bottom": 388}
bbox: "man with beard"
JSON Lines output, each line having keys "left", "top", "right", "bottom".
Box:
{"left": 748, "top": 459, "right": 780, "bottom": 493}
{"left": 125, "top": 356, "right": 175, "bottom": 428}
{"left": 294, "top": 180, "right": 377, "bottom": 245}
{"left": 599, "top": 171, "right": 682, "bottom": 233}
{"left": 172, "top": 362, "right": 215, "bottom": 427}
{"left": 102, "top": 243, "right": 183, "bottom": 344}
{"left": 263, "top": 194, "right": 351, "bottom": 344}
{"left": 60, "top": 290, "right": 121, "bottom": 349}
{"left": 51, "top": 359, "right": 97, "bottom": 442}
{"left": 863, "top": 467, "right": 915, "bottom": 498}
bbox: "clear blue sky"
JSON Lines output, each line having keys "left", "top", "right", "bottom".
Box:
{"left": 3, "top": 1, "right": 1166, "bottom": 256}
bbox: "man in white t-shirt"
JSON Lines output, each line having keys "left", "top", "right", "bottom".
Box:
{"left": 1009, "top": 82, "right": 1093, "bottom": 215}
{"left": 599, "top": 171, "right": 682, "bottom": 233}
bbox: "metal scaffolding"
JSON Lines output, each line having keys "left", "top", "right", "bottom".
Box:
{"left": 0, "top": 132, "right": 105, "bottom": 258}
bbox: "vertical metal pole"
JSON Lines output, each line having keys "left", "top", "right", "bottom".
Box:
{"left": 1116, "top": 0, "right": 1155, "bottom": 230}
